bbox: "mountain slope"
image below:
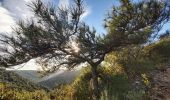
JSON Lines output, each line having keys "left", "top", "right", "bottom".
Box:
{"left": 0, "top": 68, "right": 47, "bottom": 91}
{"left": 39, "top": 70, "right": 81, "bottom": 89}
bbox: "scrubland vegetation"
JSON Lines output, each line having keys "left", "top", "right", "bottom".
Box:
{"left": 1, "top": 37, "right": 170, "bottom": 100}
{"left": 1, "top": 0, "right": 170, "bottom": 99}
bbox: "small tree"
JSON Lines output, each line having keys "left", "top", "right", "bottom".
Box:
{"left": 0, "top": 0, "right": 170, "bottom": 99}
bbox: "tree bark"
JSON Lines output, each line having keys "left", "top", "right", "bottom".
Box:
{"left": 91, "top": 64, "right": 100, "bottom": 100}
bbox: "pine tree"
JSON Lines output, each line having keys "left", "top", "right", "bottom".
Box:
{"left": 0, "top": 0, "right": 170, "bottom": 99}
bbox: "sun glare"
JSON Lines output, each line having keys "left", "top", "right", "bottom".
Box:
{"left": 71, "top": 41, "right": 80, "bottom": 53}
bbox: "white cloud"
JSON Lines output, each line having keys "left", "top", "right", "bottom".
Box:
{"left": 0, "top": 0, "right": 52, "bottom": 33}
{"left": 80, "top": 6, "right": 91, "bottom": 20}
{"left": 2, "top": 0, "right": 34, "bottom": 20}
{"left": 58, "top": 0, "right": 69, "bottom": 9}
{"left": 58, "top": 0, "right": 91, "bottom": 20}
{"left": 0, "top": 0, "right": 91, "bottom": 33}
{"left": 0, "top": 0, "right": 48, "bottom": 70}
{"left": 0, "top": 6, "right": 15, "bottom": 33}
{"left": 0, "top": 0, "right": 35, "bottom": 33}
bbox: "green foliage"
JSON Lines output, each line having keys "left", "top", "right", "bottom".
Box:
{"left": 125, "top": 90, "right": 147, "bottom": 100}
{"left": 0, "top": 82, "right": 49, "bottom": 100}
{"left": 0, "top": 69, "right": 47, "bottom": 91}
{"left": 100, "top": 74, "right": 129, "bottom": 100}
{"left": 0, "top": 69, "right": 49, "bottom": 100}
{"left": 50, "top": 66, "right": 146, "bottom": 100}
{"left": 1, "top": 35, "right": 170, "bottom": 100}
{"left": 145, "top": 37, "right": 170, "bottom": 60}
{"left": 104, "top": 0, "right": 170, "bottom": 47}
{"left": 104, "top": 48, "right": 152, "bottom": 99}
{"left": 103, "top": 38, "right": 170, "bottom": 99}
{"left": 143, "top": 37, "right": 170, "bottom": 70}
{"left": 107, "top": 46, "right": 155, "bottom": 78}
{"left": 50, "top": 68, "right": 92, "bottom": 100}
{"left": 141, "top": 73, "right": 151, "bottom": 87}
{"left": 0, "top": 0, "right": 170, "bottom": 99}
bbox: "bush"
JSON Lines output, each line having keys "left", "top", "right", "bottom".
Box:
{"left": 145, "top": 37, "right": 170, "bottom": 59}
{"left": 50, "top": 66, "right": 132, "bottom": 100}
{"left": 125, "top": 90, "right": 148, "bottom": 100}
{"left": 143, "top": 37, "right": 170, "bottom": 70}
{"left": 0, "top": 82, "right": 49, "bottom": 100}
{"left": 106, "top": 46, "right": 155, "bottom": 79}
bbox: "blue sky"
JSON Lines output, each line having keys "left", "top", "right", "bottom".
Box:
{"left": 83, "top": 0, "right": 118, "bottom": 34}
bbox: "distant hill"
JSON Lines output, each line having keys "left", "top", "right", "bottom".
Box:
{"left": 0, "top": 68, "right": 47, "bottom": 91}
{"left": 3, "top": 67, "right": 82, "bottom": 89}
{"left": 39, "top": 70, "right": 81, "bottom": 89}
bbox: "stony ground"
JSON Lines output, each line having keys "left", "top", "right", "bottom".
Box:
{"left": 150, "top": 67, "right": 170, "bottom": 100}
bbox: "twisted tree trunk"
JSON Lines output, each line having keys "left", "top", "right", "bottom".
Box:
{"left": 91, "top": 64, "right": 100, "bottom": 100}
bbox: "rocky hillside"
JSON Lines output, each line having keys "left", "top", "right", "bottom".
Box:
{"left": 149, "top": 62, "right": 170, "bottom": 100}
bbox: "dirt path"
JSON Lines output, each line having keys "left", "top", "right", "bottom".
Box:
{"left": 150, "top": 68, "right": 170, "bottom": 100}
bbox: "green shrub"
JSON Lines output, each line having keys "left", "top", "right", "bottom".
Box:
{"left": 145, "top": 37, "right": 170, "bottom": 59}
{"left": 50, "top": 66, "right": 131, "bottom": 100}
{"left": 0, "top": 82, "right": 49, "bottom": 100}
{"left": 106, "top": 46, "right": 155, "bottom": 79}
{"left": 125, "top": 90, "right": 148, "bottom": 100}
